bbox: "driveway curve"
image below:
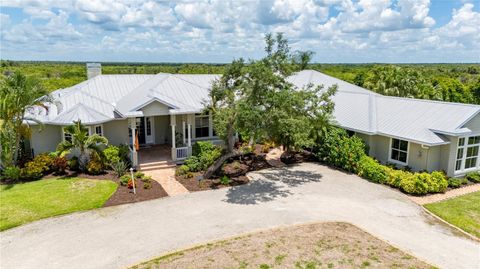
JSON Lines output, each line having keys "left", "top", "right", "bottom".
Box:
{"left": 1, "top": 163, "right": 478, "bottom": 269}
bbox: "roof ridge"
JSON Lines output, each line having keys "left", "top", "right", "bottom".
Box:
{"left": 170, "top": 73, "right": 213, "bottom": 90}
{"left": 377, "top": 94, "right": 480, "bottom": 108}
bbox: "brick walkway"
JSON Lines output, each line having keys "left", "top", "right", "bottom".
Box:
{"left": 409, "top": 184, "right": 480, "bottom": 205}
{"left": 138, "top": 145, "right": 189, "bottom": 196}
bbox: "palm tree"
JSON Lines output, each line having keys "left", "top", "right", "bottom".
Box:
{"left": 56, "top": 121, "right": 108, "bottom": 171}
{"left": 0, "top": 72, "right": 52, "bottom": 167}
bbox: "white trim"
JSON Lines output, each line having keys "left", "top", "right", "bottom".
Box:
{"left": 388, "top": 137, "right": 410, "bottom": 166}
{"left": 93, "top": 124, "right": 103, "bottom": 136}
{"left": 145, "top": 116, "right": 154, "bottom": 144}
{"left": 454, "top": 135, "right": 480, "bottom": 175}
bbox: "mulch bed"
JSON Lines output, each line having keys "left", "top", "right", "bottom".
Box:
{"left": 103, "top": 179, "right": 168, "bottom": 207}
{"left": 176, "top": 149, "right": 272, "bottom": 192}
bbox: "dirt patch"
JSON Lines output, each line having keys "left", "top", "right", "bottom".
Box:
{"left": 130, "top": 222, "right": 433, "bottom": 269}
{"left": 103, "top": 179, "right": 168, "bottom": 207}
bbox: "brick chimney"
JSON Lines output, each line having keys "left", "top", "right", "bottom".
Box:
{"left": 86, "top": 63, "right": 101, "bottom": 79}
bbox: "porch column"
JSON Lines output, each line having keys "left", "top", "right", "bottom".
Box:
{"left": 187, "top": 123, "right": 192, "bottom": 147}
{"left": 171, "top": 114, "right": 176, "bottom": 160}
{"left": 182, "top": 120, "right": 186, "bottom": 145}
{"left": 129, "top": 118, "right": 137, "bottom": 166}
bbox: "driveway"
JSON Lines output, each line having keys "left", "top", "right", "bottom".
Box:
{"left": 1, "top": 163, "right": 478, "bottom": 269}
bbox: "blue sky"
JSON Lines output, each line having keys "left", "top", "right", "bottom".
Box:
{"left": 0, "top": 0, "right": 479, "bottom": 63}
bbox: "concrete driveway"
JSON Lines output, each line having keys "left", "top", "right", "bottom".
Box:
{"left": 1, "top": 163, "right": 478, "bottom": 269}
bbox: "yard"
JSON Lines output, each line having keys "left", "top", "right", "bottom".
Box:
{"left": 0, "top": 177, "right": 117, "bottom": 231}
{"left": 424, "top": 191, "right": 480, "bottom": 238}
{"left": 130, "top": 222, "right": 433, "bottom": 269}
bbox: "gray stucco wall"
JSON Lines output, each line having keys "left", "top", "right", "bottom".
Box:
{"left": 355, "top": 133, "right": 448, "bottom": 173}
{"left": 30, "top": 125, "right": 62, "bottom": 155}
{"left": 103, "top": 120, "right": 129, "bottom": 145}
{"left": 154, "top": 115, "right": 170, "bottom": 144}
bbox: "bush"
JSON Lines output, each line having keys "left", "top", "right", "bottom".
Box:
{"left": 120, "top": 175, "right": 130, "bottom": 186}
{"left": 118, "top": 144, "right": 131, "bottom": 165}
{"left": 134, "top": 171, "right": 145, "bottom": 179}
{"left": 2, "top": 166, "right": 21, "bottom": 181}
{"left": 68, "top": 157, "right": 79, "bottom": 171}
{"left": 176, "top": 165, "right": 190, "bottom": 176}
{"left": 104, "top": 145, "right": 121, "bottom": 166}
{"left": 385, "top": 168, "right": 412, "bottom": 188}
{"left": 184, "top": 156, "right": 202, "bottom": 172}
{"left": 357, "top": 156, "right": 387, "bottom": 183}
{"left": 141, "top": 175, "right": 152, "bottom": 183}
{"left": 189, "top": 141, "right": 222, "bottom": 171}
{"left": 315, "top": 128, "right": 366, "bottom": 173}
{"left": 86, "top": 153, "right": 104, "bottom": 175}
{"left": 52, "top": 157, "right": 68, "bottom": 175}
{"left": 20, "top": 163, "right": 43, "bottom": 180}
{"left": 466, "top": 172, "right": 480, "bottom": 183}
{"left": 448, "top": 177, "right": 468, "bottom": 188}
{"left": 111, "top": 161, "right": 127, "bottom": 178}
{"left": 429, "top": 171, "right": 448, "bottom": 193}
{"left": 399, "top": 171, "right": 448, "bottom": 195}
{"left": 219, "top": 175, "right": 231, "bottom": 185}
{"left": 143, "top": 182, "right": 152, "bottom": 189}
{"left": 192, "top": 141, "right": 217, "bottom": 156}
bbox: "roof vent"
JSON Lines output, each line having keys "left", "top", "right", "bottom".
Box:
{"left": 86, "top": 63, "right": 101, "bottom": 79}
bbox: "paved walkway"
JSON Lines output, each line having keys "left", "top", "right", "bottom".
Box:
{"left": 1, "top": 163, "right": 478, "bottom": 269}
{"left": 409, "top": 183, "right": 480, "bottom": 205}
{"left": 142, "top": 167, "right": 189, "bottom": 196}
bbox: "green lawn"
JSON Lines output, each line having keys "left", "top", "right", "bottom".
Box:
{"left": 0, "top": 177, "right": 117, "bottom": 231}
{"left": 424, "top": 191, "right": 480, "bottom": 238}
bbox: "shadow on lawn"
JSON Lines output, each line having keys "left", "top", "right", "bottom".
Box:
{"left": 223, "top": 166, "right": 322, "bottom": 205}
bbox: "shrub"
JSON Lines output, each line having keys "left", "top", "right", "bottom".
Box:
{"left": 118, "top": 144, "right": 131, "bottom": 165}
{"left": 141, "top": 175, "right": 152, "bottom": 183}
{"left": 134, "top": 171, "right": 145, "bottom": 179}
{"left": 448, "top": 177, "right": 468, "bottom": 188}
{"left": 219, "top": 175, "right": 231, "bottom": 185}
{"left": 357, "top": 156, "right": 387, "bottom": 183}
{"left": 143, "top": 182, "right": 152, "bottom": 189}
{"left": 86, "top": 153, "right": 104, "bottom": 175}
{"left": 184, "top": 156, "right": 202, "bottom": 172}
{"left": 20, "top": 163, "right": 43, "bottom": 180}
{"left": 176, "top": 165, "right": 190, "bottom": 176}
{"left": 2, "top": 166, "right": 21, "bottom": 181}
{"left": 185, "top": 172, "right": 194, "bottom": 178}
{"left": 127, "top": 179, "right": 138, "bottom": 189}
{"left": 315, "top": 128, "right": 366, "bottom": 173}
{"left": 466, "top": 172, "right": 480, "bottom": 183}
{"left": 52, "top": 157, "right": 68, "bottom": 175}
{"left": 385, "top": 168, "right": 412, "bottom": 188}
{"left": 104, "top": 145, "right": 121, "bottom": 166}
{"left": 111, "top": 161, "right": 127, "bottom": 178}
{"left": 68, "top": 157, "right": 79, "bottom": 171}
{"left": 120, "top": 175, "right": 130, "bottom": 186}
{"left": 192, "top": 141, "right": 217, "bottom": 156}
{"left": 429, "top": 171, "right": 448, "bottom": 193}
{"left": 30, "top": 154, "right": 55, "bottom": 174}
{"left": 399, "top": 173, "right": 429, "bottom": 195}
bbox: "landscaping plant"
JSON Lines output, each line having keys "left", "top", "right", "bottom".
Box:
{"left": 111, "top": 161, "right": 127, "bottom": 178}
{"left": 219, "top": 175, "right": 231, "bottom": 185}
{"left": 1, "top": 166, "right": 21, "bottom": 181}
{"left": 466, "top": 172, "right": 480, "bottom": 183}
{"left": 56, "top": 120, "right": 108, "bottom": 171}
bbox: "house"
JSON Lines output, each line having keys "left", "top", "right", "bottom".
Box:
{"left": 26, "top": 64, "right": 480, "bottom": 177}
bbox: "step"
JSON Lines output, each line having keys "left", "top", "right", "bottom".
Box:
{"left": 139, "top": 160, "right": 175, "bottom": 168}
{"left": 139, "top": 162, "right": 176, "bottom": 171}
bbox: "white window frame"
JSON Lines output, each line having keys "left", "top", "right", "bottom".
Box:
{"left": 388, "top": 138, "right": 409, "bottom": 166}
{"left": 194, "top": 113, "right": 210, "bottom": 139}
{"left": 62, "top": 127, "right": 72, "bottom": 142}
{"left": 94, "top": 124, "right": 103, "bottom": 136}
{"left": 455, "top": 135, "right": 480, "bottom": 174}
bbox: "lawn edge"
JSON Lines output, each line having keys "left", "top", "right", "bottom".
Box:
{"left": 123, "top": 220, "right": 437, "bottom": 269}
{"left": 421, "top": 206, "right": 479, "bottom": 242}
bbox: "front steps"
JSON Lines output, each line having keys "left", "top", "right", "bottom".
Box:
{"left": 138, "top": 160, "right": 176, "bottom": 172}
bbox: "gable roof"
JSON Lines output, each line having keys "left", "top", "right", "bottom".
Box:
{"left": 26, "top": 69, "right": 480, "bottom": 146}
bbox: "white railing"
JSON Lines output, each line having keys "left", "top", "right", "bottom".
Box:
{"left": 173, "top": 146, "right": 191, "bottom": 161}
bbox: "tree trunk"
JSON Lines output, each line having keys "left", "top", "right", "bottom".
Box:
{"left": 226, "top": 122, "right": 235, "bottom": 153}
{"left": 204, "top": 150, "right": 243, "bottom": 179}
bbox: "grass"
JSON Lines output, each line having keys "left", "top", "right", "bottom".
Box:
{"left": 424, "top": 191, "right": 480, "bottom": 238}
{"left": 130, "top": 222, "right": 433, "bottom": 269}
{"left": 0, "top": 177, "right": 117, "bottom": 231}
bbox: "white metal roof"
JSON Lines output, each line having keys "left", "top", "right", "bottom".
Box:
{"left": 27, "top": 69, "right": 480, "bottom": 145}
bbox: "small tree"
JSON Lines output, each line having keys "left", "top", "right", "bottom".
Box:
{"left": 56, "top": 121, "right": 108, "bottom": 171}
{"left": 0, "top": 73, "right": 52, "bottom": 167}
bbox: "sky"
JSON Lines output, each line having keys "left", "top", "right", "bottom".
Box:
{"left": 0, "top": 0, "right": 479, "bottom": 63}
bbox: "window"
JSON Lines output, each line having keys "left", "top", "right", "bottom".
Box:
{"left": 195, "top": 113, "right": 210, "bottom": 138}
{"left": 63, "top": 128, "right": 72, "bottom": 142}
{"left": 390, "top": 138, "right": 408, "bottom": 164}
{"left": 456, "top": 136, "right": 480, "bottom": 172}
{"left": 94, "top": 125, "right": 103, "bottom": 136}
{"left": 146, "top": 117, "right": 151, "bottom": 136}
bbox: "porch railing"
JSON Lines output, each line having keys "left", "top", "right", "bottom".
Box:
{"left": 172, "top": 146, "right": 191, "bottom": 161}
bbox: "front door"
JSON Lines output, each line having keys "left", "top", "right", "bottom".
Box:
{"left": 136, "top": 117, "right": 146, "bottom": 145}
